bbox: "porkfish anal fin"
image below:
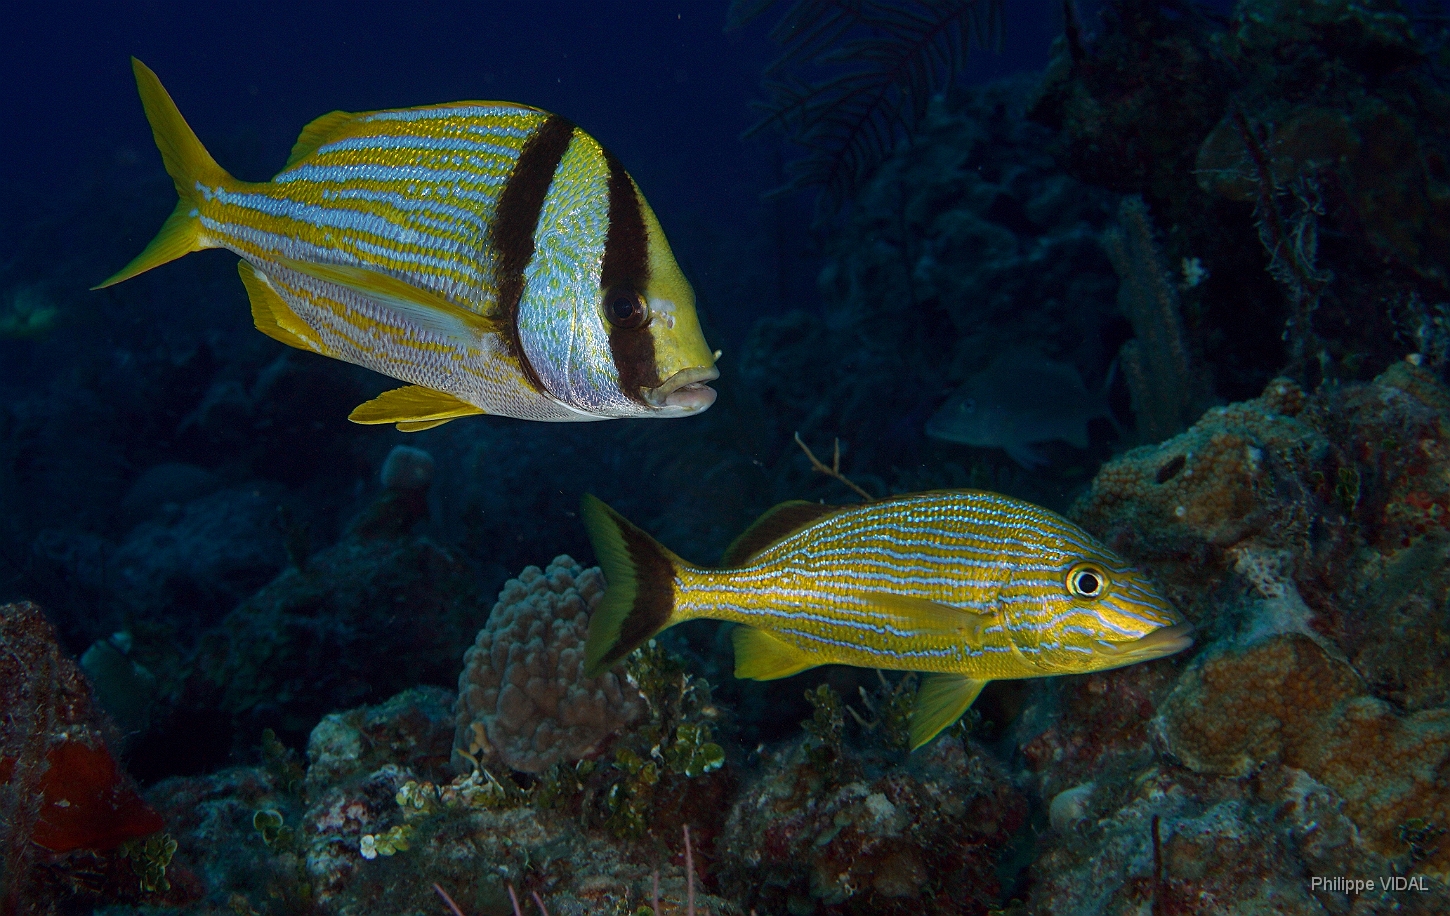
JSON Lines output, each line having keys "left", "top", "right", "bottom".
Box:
{"left": 909, "top": 673, "right": 988, "bottom": 751}
{"left": 283, "top": 111, "right": 357, "bottom": 169}
{"left": 275, "top": 257, "right": 501, "bottom": 342}
{"left": 237, "top": 261, "right": 332, "bottom": 356}
{"left": 732, "top": 626, "right": 819, "bottom": 680}
{"left": 350, "top": 385, "right": 486, "bottom": 432}
{"left": 720, "top": 501, "right": 841, "bottom": 567}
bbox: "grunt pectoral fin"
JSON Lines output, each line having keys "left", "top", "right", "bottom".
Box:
{"left": 350, "top": 385, "right": 487, "bottom": 431}
{"left": 275, "top": 257, "right": 499, "bottom": 342}
{"left": 909, "top": 674, "right": 988, "bottom": 751}
{"left": 860, "top": 592, "right": 990, "bottom": 643}
{"left": 732, "top": 627, "right": 818, "bottom": 680}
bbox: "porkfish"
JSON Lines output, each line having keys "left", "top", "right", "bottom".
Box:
{"left": 96, "top": 59, "right": 718, "bottom": 429}
{"left": 582, "top": 491, "right": 1192, "bottom": 750}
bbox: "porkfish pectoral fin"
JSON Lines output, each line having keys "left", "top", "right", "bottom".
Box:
{"left": 861, "top": 592, "right": 990, "bottom": 643}
{"left": 284, "top": 110, "right": 357, "bottom": 169}
{"left": 275, "top": 257, "right": 501, "bottom": 342}
{"left": 719, "top": 501, "right": 842, "bottom": 567}
{"left": 909, "top": 674, "right": 988, "bottom": 751}
{"left": 349, "top": 385, "right": 486, "bottom": 431}
{"left": 731, "top": 627, "right": 819, "bottom": 680}
{"left": 237, "top": 261, "right": 332, "bottom": 355}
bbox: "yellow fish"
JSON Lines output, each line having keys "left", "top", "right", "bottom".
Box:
{"left": 97, "top": 59, "right": 718, "bottom": 430}
{"left": 581, "top": 491, "right": 1193, "bottom": 750}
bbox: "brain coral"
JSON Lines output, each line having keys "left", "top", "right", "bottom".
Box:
{"left": 454, "top": 556, "right": 644, "bottom": 774}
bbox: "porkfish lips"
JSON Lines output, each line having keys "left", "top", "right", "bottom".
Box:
{"left": 644, "top": 365, "right": 719, "bottom": 415}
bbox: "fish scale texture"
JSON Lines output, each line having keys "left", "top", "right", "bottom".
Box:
{"left": 454, "top": 555, "right": 644, "bottom": 774}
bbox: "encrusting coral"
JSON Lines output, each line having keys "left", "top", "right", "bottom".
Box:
{"left": 454, "top": 556, "right": 645, "bottom": 774}
{"left": 1158, "top": 632, "right": 1450, "bottom": 879}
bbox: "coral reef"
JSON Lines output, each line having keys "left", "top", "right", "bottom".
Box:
{"left": 719, "top": 731, "right": 1026, "bottom": 916}
{"left": 183, "top": 485, "right": 489, "bottom": 753}
{"left": 1016, "top": 359, "right": 1450, "bottom": 913}
{"left": 1102, "top": 196, "right": 1212, "bottom": 443}
{"left": 0, "top": 600, "right": 181, "bottom": 913}
{"left": 454, "top": 556, "right": 645, "bottom": 774}
{"left": 1033, "top": 0, "right": 1450, "bottom": 390}
{"left": 733, "top": 0, "right": 1006, "bottom": 209}
{"left": 138, "top": 685, "right": 740, "bottom": 916}
{"left": 739, "top": 76, "right": 1122, "bottom": 501}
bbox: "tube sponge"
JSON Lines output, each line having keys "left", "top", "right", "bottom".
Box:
{"left": 453, "top": 556, "right": 645, "bottom": 774}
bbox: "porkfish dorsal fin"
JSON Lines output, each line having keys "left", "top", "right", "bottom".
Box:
{"left": 237, "top": 261, "right": 332, "bottom": 356}
{"left": 284, "top": 110, "right": 357, "bottom": 168}
{"left": 720, "top": 501, "right": 841, "bottom": 567}
{"left": 860, "top": 592, "right": 990, "bottom": 643}
{"left": 732, "top": 626, "right": 819, "bottom": 680}
{"left": 909, "top": 674, "right": 988, "bottom": 751}
{"left": 350, "top": 385, "right": 486, "bottom": 431}
{"left": 276, "top": 257, "right": 500, "bottom": 342}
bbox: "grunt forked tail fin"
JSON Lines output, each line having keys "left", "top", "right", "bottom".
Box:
{"left": 580, "top": 494, "right": 688, "bottom": 677}
{"left": 93, "top": 58, "right": 234, "bottom": 289}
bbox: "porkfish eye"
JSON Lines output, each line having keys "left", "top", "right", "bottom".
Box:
{"left": 1066, "top": 562, "right": 1109, "bottom": 599}
{"left": 604, "top": 286, "right": 650, "bottom": 329}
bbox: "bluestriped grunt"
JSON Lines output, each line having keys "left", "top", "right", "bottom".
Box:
{"left": 96, "top": 59, "right": 717, "bottom": 428}
{"left": 581, "top": 491, "right": 1192, "bottom": 750}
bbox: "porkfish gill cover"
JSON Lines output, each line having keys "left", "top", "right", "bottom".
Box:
{"left": 96, "top": 59, "right": 718, "bottom": 430}
{"left": 581, "top": 490, "right": 1193, "bottom": 750}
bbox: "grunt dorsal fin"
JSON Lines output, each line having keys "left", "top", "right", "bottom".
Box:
{"left": 284, "top": 110, "right": 357, "bottom": 169}
{"left": 720, "top": 501, "right": 841, "bottom": 567}
{"left": 731, "top": 626, "right": 818, "bottom": 680}
{"left": 276, "top": 257, "right": 500, "bottom": 342}
{"left": 909, "top": 674, "right": 988, "bottom": 751}
{"left": 860, "top": 592, "right": 990, "bottom": 643}
{"left": 237, "top": 261, "right": 332, "bottom": 356}
{"left": 349, "top": 385, "right": 486, "bottom": 431}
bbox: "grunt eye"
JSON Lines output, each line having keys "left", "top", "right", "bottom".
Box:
{"left": 604, "top": 287, "right": 650, "bottom": 329}
{"left": 1066, "top": 563, "right": 1108, "bottom": 599}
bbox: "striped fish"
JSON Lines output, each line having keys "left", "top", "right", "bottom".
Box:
{"left": 95, "top": 59, "right": 717, "bottom": 428}
{"left": 581, "top": 491, "right": 1192, "bottom": 750}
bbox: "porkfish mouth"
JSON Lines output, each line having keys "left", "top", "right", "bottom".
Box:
{"left": 644, "top": 365, "right": 719, "bottom": 414}
{"left": 1096, "top": 621, "right": 1196, "bottom": 661}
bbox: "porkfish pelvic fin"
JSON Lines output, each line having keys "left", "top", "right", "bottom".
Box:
{"left": 349, "top": 385, "right": 487, "bottom": 432}
{"left": 94, "top": 58, "right": 235, "bottom": 289}
{"left": 581, "top": 494, "right": 687, "bottom": 677}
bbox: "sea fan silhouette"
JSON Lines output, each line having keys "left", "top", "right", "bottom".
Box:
{"left": 730, "top": 0, "right": 1004, "bottom": 212}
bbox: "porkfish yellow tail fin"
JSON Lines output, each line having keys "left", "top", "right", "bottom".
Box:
{"left": 581, "top": 494, "right": 687, "bottom": 677}
{"left": 94, "top": 58, "right": 234, "bottom": 289}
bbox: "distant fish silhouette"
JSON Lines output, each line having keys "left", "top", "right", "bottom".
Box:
{"left": 926, "top": 349, "right": 1112, "bottom": 467}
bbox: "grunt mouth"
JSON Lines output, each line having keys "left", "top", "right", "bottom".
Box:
{"left": 1097, "top": 621, "right": 1195, "bottom": 659}
{"left": 645, "top": 366, "right": 719, "bottom": 412}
